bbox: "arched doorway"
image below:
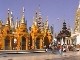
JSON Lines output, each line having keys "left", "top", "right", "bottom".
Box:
{"left": 21, "top": 36, "right": 26, "bottom": 50}
{"left": 44, "top": 36, "right": 49, "bottom": 49}
{"left": 12, "top": 38, "right": 17, "bottom": 50}
{"left": 36, "top": 38, "right": 40, "bottom": 49}
{"left": 4, "top": 36, "right": 10, "bottom": 50}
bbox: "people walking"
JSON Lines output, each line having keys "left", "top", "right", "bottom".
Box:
{"left": 59, "top": 45, "right": 63, "bottom": 55}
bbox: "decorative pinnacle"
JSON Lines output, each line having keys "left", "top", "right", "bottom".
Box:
{"left": 23, "top": 7, "right": 25, "bottom": 13}
{"left": 46, "top": 16, "right": 49, "bottom": 27}
{"left": 38, "top": 5, "right": 42, "bottom": 16}
{"left": 8, "top": 8, "right": 10, "bottom": 11}
{"left": 46, "top": 16, "right": 48, "bottom": 21}
{"left": 8, "top": 8, "right": 10, "bottom": 14}
{"left": 11, "top": 11, "right": 13, "bottom": 15}
{"left": 79, "top": 0, "right": 80, "bottom": 8}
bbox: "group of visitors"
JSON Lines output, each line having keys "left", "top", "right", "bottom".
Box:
{"left": 51, "top": 44, "right": 63, "bottom": 55}
{"left": 49, "top": 44, "right": 80, "bottom": 55}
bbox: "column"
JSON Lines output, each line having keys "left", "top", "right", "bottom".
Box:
{"left": 40, "top": 38, "right": 43, "bottom": 49}
{"left": 26, "top": 38, "right": 28, "bottom": 50}
{"left": 10, "top": 39, "right": 12, "bottom": 50}
{"left": 61, "top": 38, "right": 63, "bottom": 45}
{"left": 32, "top": 39, "right": 35, "bottom": 49}
{"left": 34, "top": 37, "right": 36, "bottom": 49}
{"left": 65, "top": 37, "right": 67, "bottom": 45}
{"left": 2, "top": 38, "right": 5, "bottom": 50}
{"left": 63, "top": 37, "right": 65, "bottom": 44}
{"left": 70, "top": 38, "right": 72, "bottom": 45}
{"left": 17, "top": 37, "right": 20, "bottom": 50}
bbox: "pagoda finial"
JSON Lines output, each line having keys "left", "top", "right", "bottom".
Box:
{"left": 10, "top": 11, "right": 14, "bottom": 28}
{"left": 38, "top": 5, "right": 42, "bottom": 16}
{"left": 8, "top": 8, "right": 10, "bottom": 14}
{"left": 20, "top": 7, "right": 25, "bottom": 24}
{"left": 10, "top": 11, "right": 13, "bottom": 27}
{"left": 6, "top": 8, "right": 10, "bottom": 26}
{"left": 23, "top": 7, "right": 25, "bottom": 14}
{"left": 8, "top": 8, "right": 10, "bottom": 17}
{"left": 10, "top": 11, "right": 13, "bottom": 19}
{"left": 46, "top": 16, "right": 48, "bottom": 23}
{"left": 46, "top": 16, "right": 48, "bottom": 21}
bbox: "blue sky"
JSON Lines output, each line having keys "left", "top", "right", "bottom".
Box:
{"left": 0, "top": 0, "right": 79, "bottom": 33}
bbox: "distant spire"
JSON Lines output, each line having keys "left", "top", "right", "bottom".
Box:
{"left": 46, "top": 16, "right": 49, "bottom": 27}
{"left": 10, "top": 11, "right": 13, "bottom": 19}
{"left": 38, "top": 4, "right": 41, "bottom": 15}
{"left": 8, "top": 8, "right": 10, "bottom": 14}
{"left": 38, "top": 5, "right": 42, "bottom": 18}
{"left": 35, "top": 5, "right": 41, "bottom": 18}
{"left": 7, "top": 8, "right": 10, "bottom": 18}
{"left": 6, "top": 8, "right": 10, "bottom": 26}
{"left": 45, "top": 16, "right": 49, "bottom": 29}
{"left": 62, "top": 20, "right": 67, "bottom": 30}
{"left": 10, "top": 11, "right": 14, "bottom": 28}
{"left": 79, "top": 0, "right": 80, "bottom": 8}
{"left": 50, "top": 25, "right": 54, "bottom": 34}
{"left": 23, "top": 7, "right": 25, "bottom": 15}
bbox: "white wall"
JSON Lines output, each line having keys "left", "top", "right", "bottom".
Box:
{"left": 76, "top": 34, "right": 80, "bottom": 45}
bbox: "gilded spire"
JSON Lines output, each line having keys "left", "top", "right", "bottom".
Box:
{"left": 21, "top": 7, "right": 25, "bottom": 24}
{"left": 44, "top": 16, "right": 49, "bottom": 30}
{"left": 6, "top": 9, "right": 10, "bottom": 26}
{"left": 10, "top": 11, "right": 14, "bottom": 28}
{"left": 33, "top": 16, "right": 37, "bottom": 26}
{"left": 35, "top": 5, "right": 41, "bottom": 19}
